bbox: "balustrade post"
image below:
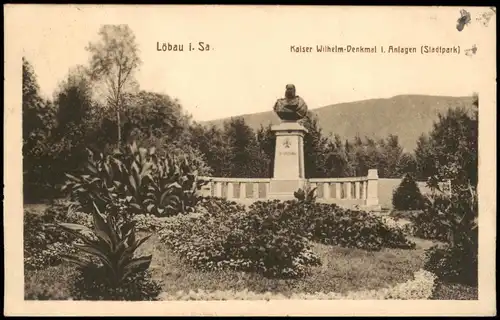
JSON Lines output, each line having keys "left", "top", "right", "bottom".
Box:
{"left": 227, "top": 182, "right": 234, "bottom": 199}
{"left": 240, "top": 183, "right": 246, "bottom": 200}
{"left": 366, "top": 169, "right": 380, "bottom": 210}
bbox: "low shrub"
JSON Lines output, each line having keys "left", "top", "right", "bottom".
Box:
{"left": 424, "top": 242, "right": 478, "bottom": 287}
{"left": 70, "top": 263, "right": 162, "bottom": 301}
{"left": 294, "top": 185, "right": 317, "bottom": 204}
{"left": 195, "top": 197, "right": 246, "bottom": 216}
{"left": 23, "top": 202, "right": 86, "bottom": 271}
{"left": 160, "top": 199, "right": 320, "bottom": 278}
{"left": 304, "top": 204, "right": 416, "bottom": 251}
{"left": 407, "top": 209, "right": 449, "bottom": 242}
{"left": 264, "top": 200, "right": 416, "bottom": 251}
{"left": 25, "top": 263, "right": 162, "bottom": 301}
{"left": 132, "top": 214, "right": 167, "bottom": 232}
{"left": 385, "top": 269, "right": 436, "bottom": 299}
{"left": 160, "top": 198, "right": 416, "bottom": 279}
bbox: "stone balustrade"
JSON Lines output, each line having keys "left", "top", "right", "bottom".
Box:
{"left": 198, "top": 169, "right": 381, "bottom": 211}
{"left": 309, "top": 168, "right": 381, "bottom": 211}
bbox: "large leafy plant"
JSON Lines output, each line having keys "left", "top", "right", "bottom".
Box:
{"left": 62, "top": 149, "right": 117, "bottom": 214}
{"left": 63, "top": 143, "right": 156, "bottom": 216}
{"left": 57, "top": 203, "right": 154, "bottom": 288}
{"left": 422, "top": 180, "right": 478, "bottom": 286}
{"left": 294, "top": 185, "right": 317, "bottom": 204}
{"left": 165, "top": 159, "right": 210, "bottom": 214}
{"left": 63, "top": 141, "right": 207, "bottom": 218}
{"left": 144, "top": 153, "right": 210, "bottom": 216}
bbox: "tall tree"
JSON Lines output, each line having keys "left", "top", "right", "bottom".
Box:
{"left": 378, "top": 134, "right": 404, "bottom": 178}
{"left": 50, "top": 66, "right": 96, "bottom": 179}
{"left": 322, "top": 134, "right": 351, "bottom": 177}
{"left": 86, "top": 25, "right": 142, "bottom": 148}
{"left": 190, "top": 123, "right": 232, "bottom": 177}
{"left": 53, "top": 66, "right": 94, "bottom": 141}
{"left": 427, "top": 106, "right": 478, "bottom": 190}
{"left": 300, "top": 112, "right": 330, "bottom": 178}
{"left": 396, "top": 152, "right": 417, "bottom": 177}
{"left": 123, "top": 91, "right": 192, "bottom": 145}
{"left": 414, "top": 134, "right": 435, "bottom": 180}
{"left": 256, "top": 124, "right": 275, "bottom": 178}
{"left": 22, "top": 57, "right": 57, "bottom": 201}
{"left": 223, "top": 117, "right": 264, "bottom": 178}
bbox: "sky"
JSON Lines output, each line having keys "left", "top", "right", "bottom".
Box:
{"left": 12, "top": 5, "right": 494, "bottom": 121}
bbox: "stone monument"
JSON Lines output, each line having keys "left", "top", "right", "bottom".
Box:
{"left": 268, "top": 84, "right": 309, "bottom": 199}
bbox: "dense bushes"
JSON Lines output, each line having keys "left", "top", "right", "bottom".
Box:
{"left": 160, "top": 199, "right": 321, "bottom": 278}
{"left": 424, "top": 242, "right": 477, "bottom": 287}
{"left": 407, "top": 210, "right": 448, "bottom": 242}
{"left": 70, "top": 264, "right": 162, "bottom": 300}
{"left": 196, "top": 197, "right": 246, "bottom": 216}
{"left": 23, "top": 201, "right": 90, "bottom": 270}
{"left": 299, "top": 202, "right": 416, "bottom": 251}
{"left": 132, "top": 214, "right": 167, "bottom": 232}
{"left": 159, "top": 198, "right": 416, "bottom": 279}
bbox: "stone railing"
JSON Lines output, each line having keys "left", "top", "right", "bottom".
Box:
{"left": 198, "top": 169, "right": 381, "bottom": 211}
{"left": 307, "top": 169, "right": 380, "bottom": 210}
{"left": 198, "top": 177, "right": 272, "bottom": 206}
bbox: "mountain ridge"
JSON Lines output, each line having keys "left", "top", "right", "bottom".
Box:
{"left": 201, "top": 94, "right": 475, "bottom": 152}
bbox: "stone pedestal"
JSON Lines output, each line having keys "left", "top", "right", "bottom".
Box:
{"left": 268, "top": 121, "right": 308, "bottom": 200}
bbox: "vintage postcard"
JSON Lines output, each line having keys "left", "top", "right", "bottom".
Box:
{"left": 4, "top": 4, "right": 496, "bottom": 316}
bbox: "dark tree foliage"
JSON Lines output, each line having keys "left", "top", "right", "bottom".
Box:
{"left": 392, "top": 173, "right": 424, "bottom": 210}
{"left": 22, "top": 57, "right": 57, "bottom": 202}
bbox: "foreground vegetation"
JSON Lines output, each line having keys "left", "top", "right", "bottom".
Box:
{"left": 24, "top": 198, "right": 438, "bottom": 300}
{"left": 24, "top": 193, "right": 477, "bottom": 301}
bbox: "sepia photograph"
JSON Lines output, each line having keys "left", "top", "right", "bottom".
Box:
{"left": 4, "top": 4, "right": 496, "bottom": 316}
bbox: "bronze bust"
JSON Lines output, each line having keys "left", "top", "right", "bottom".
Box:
{"left": 273, "top": 84, "right": 308, "bottom": 121}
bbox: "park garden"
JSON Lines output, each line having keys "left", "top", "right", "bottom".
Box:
{"left": 23, "top": 26, "right": 478, "bottom": 301}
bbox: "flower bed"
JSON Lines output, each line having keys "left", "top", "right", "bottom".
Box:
{"left": 158, "top": 269, "right": 436, "bottom": 300}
